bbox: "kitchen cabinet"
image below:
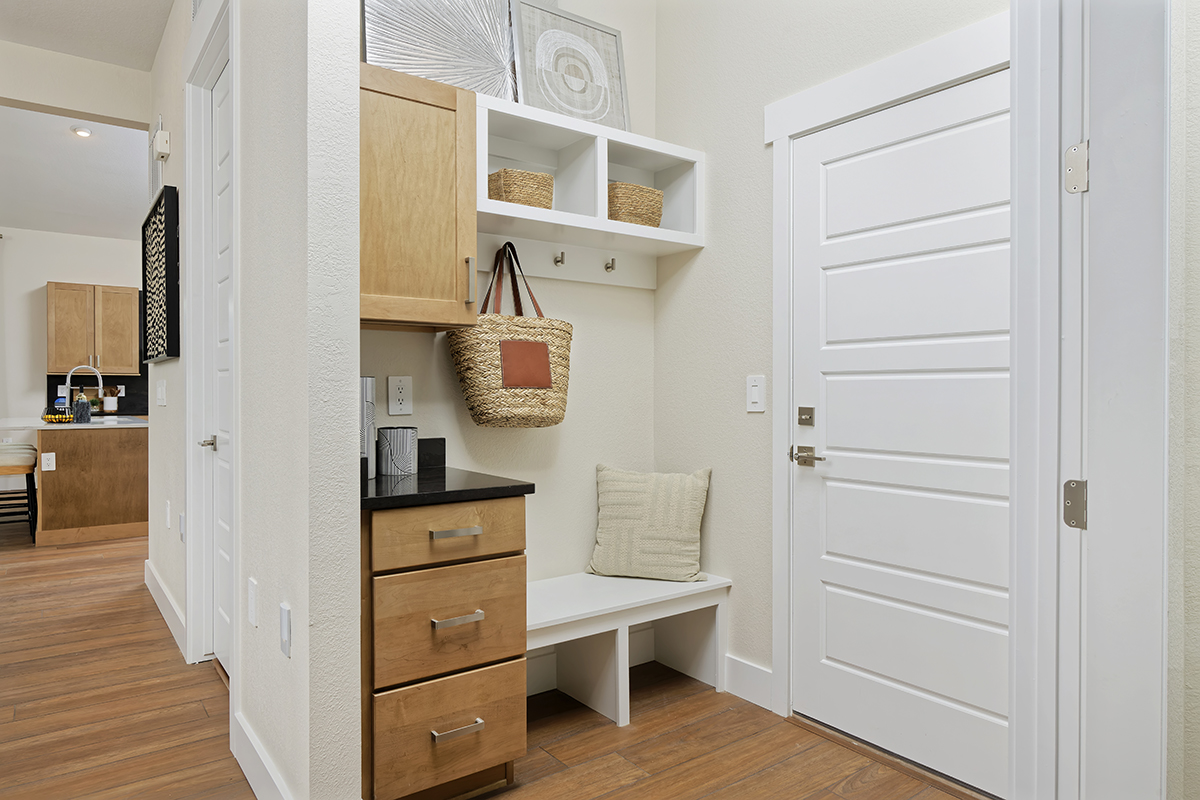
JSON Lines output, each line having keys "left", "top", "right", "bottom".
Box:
{"left": 362, "top": 473, "right": 532, "bottom": 800}
{"left": 47, "top": 282, "right": 141, "bottom": 375}
{"left": 360, "top": 63, "right": 477, "bottom": 331}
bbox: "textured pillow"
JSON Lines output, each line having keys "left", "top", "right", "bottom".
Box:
{"left": 586, "top": 464, "right": 711, "bottom": 582}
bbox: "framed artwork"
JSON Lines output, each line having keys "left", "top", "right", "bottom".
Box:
{"left": 512, "top": 0, "right": 629, "bottom": 131}
{"left": 362, "top": 0, "right": 519, "bottom": 102}
{"left": 142, "top": 185, "right": 179, "bottom": 363}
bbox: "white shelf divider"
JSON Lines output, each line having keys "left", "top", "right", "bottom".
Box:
{"left": 477, "top": 93, "right": 705, "bottom": 262}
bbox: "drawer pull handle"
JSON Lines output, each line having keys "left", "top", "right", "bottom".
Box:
{"left": 431, "top": 609, "right": 484, "bottom": 629}
{"left": 432, "top": 717, "right": 485, "bottom": 743}
{"left": 430, "top": 525, "right": 483, "bottom": 540}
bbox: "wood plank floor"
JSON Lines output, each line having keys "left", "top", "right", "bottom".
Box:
{"left": 498, "top": 663, "right": 960, "bottom": 800}
{"left": 0, "top": 521, "right": 253, "bottom": 799}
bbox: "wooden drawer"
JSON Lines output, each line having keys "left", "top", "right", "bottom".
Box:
{"left": 374, "top": 659, "right": 526, "bottom": 800}
{"left": 371, "top": 496, "right": 524, "bottom": 572}
{"left": 373, "top": 555, "right": 526, "bottom": 689}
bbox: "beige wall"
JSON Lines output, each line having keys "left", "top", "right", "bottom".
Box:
{"left": 0, "top": 40, "right": 151, "bottom": 129}
{"left": 653, "top": 0, "right": 1009, "bottom": 670}
{"left": 146, "top": 0, "right": 191, "bottom": 640}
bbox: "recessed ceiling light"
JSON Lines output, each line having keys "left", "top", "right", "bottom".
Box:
{"left": 71, "top": 126, "right": 92, "bottom": 138}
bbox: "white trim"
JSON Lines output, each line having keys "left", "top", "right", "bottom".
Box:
{"left": 725, "top": 655, "right": 773, "bottom": 711}
{"left": 768, "top": 11, "right": 1014, "bottom": 788}
{"left": 232, "top": 711, "right": 294, "bottom": 800}
{"left": 763, "top": 12, "right": 1010, "bottom": 143}
{"left": 144, "top": 559, "right": 188, "bottom": 657}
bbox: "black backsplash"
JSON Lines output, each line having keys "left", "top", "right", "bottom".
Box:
{"left": 45, "top": 361, "right": 150, "bottom": 416}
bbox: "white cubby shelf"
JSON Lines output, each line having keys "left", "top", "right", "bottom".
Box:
{"left": 476, "top": 93, "right": 705, "bottom": 257}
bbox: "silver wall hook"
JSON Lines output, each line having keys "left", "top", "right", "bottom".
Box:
{"left": 553, "top": 251, "right": 565, "bottom": 266}
{"left": 604, "top": 258, "right": 616, "bottom": 273}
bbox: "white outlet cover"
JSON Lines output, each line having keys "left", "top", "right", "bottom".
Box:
{"left": 57, "top": 385, "right": 68, "bottom": 398}
{"left": 387, "top": 375, "right": 413, "bottom": 415}
{"left": 41, "top": 453, "right": 56, "bottom": 471}
{"left": 118, "top": 385, "right": 126, "bottom": 398}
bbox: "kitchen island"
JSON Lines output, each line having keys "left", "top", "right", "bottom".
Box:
{"left": 0, "top": 417, "right": 148, "bottom": 546}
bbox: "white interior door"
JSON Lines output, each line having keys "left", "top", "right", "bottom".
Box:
{"left": 208, "top": 61, "right": 236, "bottom": 676}
{"left": 790, "top": 70, "right": 1011, "bottom": 796}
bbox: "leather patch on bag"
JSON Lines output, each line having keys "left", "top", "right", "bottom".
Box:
{"left": 500, "top": 340, "right": 552, "bottom": 388}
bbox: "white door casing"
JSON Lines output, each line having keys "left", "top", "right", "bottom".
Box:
{"left": 788, "top": 70, "right": 1011, "bottom": 797}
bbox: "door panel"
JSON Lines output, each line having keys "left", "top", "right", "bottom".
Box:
{"left": 792, "top": 68, "right": 1010, "bottom": 797}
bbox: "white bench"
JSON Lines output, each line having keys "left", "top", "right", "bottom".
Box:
{"left": 526, "top": 572, "right": 732, "bottom": 727}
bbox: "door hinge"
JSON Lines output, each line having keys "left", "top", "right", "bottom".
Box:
{"left": 798, "top": 407, "right": 814, "bottom": 427}
{"left": 1064, "top": 479, "right": 1087, "bottom": 530}
{"left": 1065, "top": 141, "right": 1088, "bottom": 194}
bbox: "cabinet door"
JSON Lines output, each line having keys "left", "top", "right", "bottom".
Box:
{"left": 95, "top": 285, "right": 141, "bottom": 375}
{"left": 360, "top": 64, "right": 477, "bottom": 329}
{"left": 46, "top": 282, "right": 95, "bottom": 374}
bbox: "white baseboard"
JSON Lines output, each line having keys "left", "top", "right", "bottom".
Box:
{"left": 726, "top": 654, "right": 773, "bottom": 710}
{"left": 233, "top": 711, "right": 294, "bottom": 800}
{"left": 144, "top": 559, "right": 187, "bottom": 657}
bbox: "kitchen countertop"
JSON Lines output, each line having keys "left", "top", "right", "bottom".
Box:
{"left": 362, "top": 466, "right": 534, "bottom": 511}
{"left": 0, "top": 416, "right": 150, "bottom": 431}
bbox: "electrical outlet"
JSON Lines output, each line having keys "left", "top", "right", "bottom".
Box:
{"left": 1, "top": 438, "right": 10, "bottom": 444}
{"left": 746, "top": 375, "right": 766, "bottom": 413}
{"left": 41, "top": 453, "right": 55, "bottom": 471}
{"left": 166, "top": 500, "right": 171, "bottom": 529}
{"left": 117, "top": 385, "right": 126, "bottom": 397}
{"left": 248, "top": 578, "right": 258, "bottom": 626}
{"left": 179, "top": 512, "right": 186, "bottom": 542}
{"left": 57, "top": 385, "right": 68, "bottom": 398}
{"left": 280, "top": 602, "right": 291, "bottom": 657}
{"left": 387, "top": 376, "right": 413, "bottom": 415}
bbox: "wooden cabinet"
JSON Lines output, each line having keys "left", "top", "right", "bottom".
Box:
{"left": 47, "top": 282, "right": 141, "bottom": 375}
{"left": 363, "top": 497, "right": 527, "bottom": 800}
{"left": 360, "top": 63, "right": 477, "bottom": 331}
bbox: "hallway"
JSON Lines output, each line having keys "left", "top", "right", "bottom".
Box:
{"left": 0, "top": 523, "right": 252, "bottom": 798}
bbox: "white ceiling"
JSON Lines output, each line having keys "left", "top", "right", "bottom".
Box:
{"left": 0, "top": 105, "right": 149, "bottom": 240}
{"left": 0, "top": 0, "right": 174, "bottom": 71}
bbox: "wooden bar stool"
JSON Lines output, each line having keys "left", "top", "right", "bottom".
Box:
{"left": 0, "top": 444, "right": 38, "bottom": 542}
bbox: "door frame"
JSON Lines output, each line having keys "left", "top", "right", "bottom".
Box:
{"left": 764, "top": 0, "right": 1012, "bottom": 768}
{"left": 182, "top": 0, "right": 239, "bottom": 670}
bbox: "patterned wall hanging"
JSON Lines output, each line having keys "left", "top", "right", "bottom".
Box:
{"left": 141, "top": 185, "right": 180, "bottom": 363}
{"left": 363, "top": 0, "right": 519, "bottom": 102}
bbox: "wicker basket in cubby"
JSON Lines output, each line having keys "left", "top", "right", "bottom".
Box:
{"left": 488, "top": 169, "right": 554, "bottom": 209}
{"left": 607, "top": 181, "right": 663, "bottom": 228}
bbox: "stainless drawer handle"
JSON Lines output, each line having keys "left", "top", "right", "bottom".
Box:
{"left": 431, "top": 717, "right": 484, "bottom": 743}
{"left": 431, "top": 609, "right": 484, "bottom": 629}
{"left": 430, "top": 525, "right": 482, "bottom": 540}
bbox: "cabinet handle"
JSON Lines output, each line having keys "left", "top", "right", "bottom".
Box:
{"left": 429, "top": 525, "right": 482, "bottom": 540}
{"left": 431, "top": 609, "right": 484, "bottom": 629}
{"left": 431, "top": 717, "right": 484, "bottom": 743}
{"left": 466, "top": 257, "right": 476, "bottom": 305}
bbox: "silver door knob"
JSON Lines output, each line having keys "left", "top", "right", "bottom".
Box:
{"left": 198, "top": 436, "right": 217, "bottom": 450}
{"left": 789, "top": 445, "right": 825, "bottom": 466}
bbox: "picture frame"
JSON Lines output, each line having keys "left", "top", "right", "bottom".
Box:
{"left": 362, "top": 0, "right": 519, "bottom": 102}
{"left": 141, "top": 185, "right": 179, "bottom": 363}
{"left": 511, "top": 0, "right": 630, "bottom": 131}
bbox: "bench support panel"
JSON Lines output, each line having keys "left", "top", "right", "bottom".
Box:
{"left": 556, "top": 627, "right": 630, "bottom": 726}
{"left": 655, "top": 604, "right": 728, "bottom": 693}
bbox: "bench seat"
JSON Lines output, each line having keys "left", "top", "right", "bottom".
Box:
{"left": 527, "top": 572, "right": 732, "bottom": 726}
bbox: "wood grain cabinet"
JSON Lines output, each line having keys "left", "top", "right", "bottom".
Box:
{"left": 362, "top": 497, "right": 527, "bottom": 800}
{"left": 47, "top": 282, "right": 141, "bottom": 375}
{"left": 360, "top": 63, "right": 477, "bottom": 331}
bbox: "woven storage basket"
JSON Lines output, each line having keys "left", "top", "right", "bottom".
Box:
{"left": 488, "top": 169, "right": 554, "bottom": 210}
{"left": 608, "top": 181, "right": 663, "bottom": 227}
{"left": 447, "top": 243, "right": 572, "bottom": 428}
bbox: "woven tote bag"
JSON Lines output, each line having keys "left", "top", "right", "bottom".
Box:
{"left": 446, "top": 242, "right": 573, "bottom": 428}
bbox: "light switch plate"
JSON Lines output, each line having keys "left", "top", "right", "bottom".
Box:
{"left": 248, "top": 578, "right": 258, "bottom": 627}
{"left": 41, "top": 453, "right": 56, "bottom": 471}
{"left": 1, "top": 438, "right": 10, "bottom": 444}
{"left": 165, "top": 500, "right": 171, "bottom": 529}
{"left": 746, "top": 375, "right": 766, "bottom": 413}
{"left": 387, "top": 376, "right": 413, "bottom": 416}
{"left": 156, "top": 380, "right": 167, "bottom": 407}
{"left": 280, "top": 602, "right": 291, "bottom": 657}
{"left": 179, "top": 512, "right": 186, "bottom": 542}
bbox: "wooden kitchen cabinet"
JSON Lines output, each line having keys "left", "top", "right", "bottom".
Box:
{"left": 362, "top": 497, "right": 526, "bottom": 800}
{"left": 47, "top": 282, "right": 141, "bottom": 375}
{"left": 360, "top": 63, "right": 477, "bottom": 330}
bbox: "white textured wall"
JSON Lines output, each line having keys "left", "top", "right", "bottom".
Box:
{"left": 0, "top": 40, "right": 152, "bottom": 129}
{"left": 146, "top": 0, "right": 192, "bottom": 641}
{"left": 653, "top": 0, "right": 1009, "bottom": 670}
{"left": 362, "top": 279, "right": 656, "bottom": 581}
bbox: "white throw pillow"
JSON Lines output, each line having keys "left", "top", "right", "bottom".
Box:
{"left": 586, "top": 464, "right": 711, "bottom": 582}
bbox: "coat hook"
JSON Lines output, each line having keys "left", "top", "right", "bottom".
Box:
{"left": 604, "top": 258, "right": 616, "bottom": 273}
{"left": 553, "top": 251, "right": 565, "bottom": 266}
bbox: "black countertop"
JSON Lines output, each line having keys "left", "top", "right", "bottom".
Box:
{"left": 362, "top": 466, "right": 534, "bottom": 511}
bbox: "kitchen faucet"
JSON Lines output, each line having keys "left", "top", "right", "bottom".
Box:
{"left": 64, "top": 365, "right": 104, "bottom": 408}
